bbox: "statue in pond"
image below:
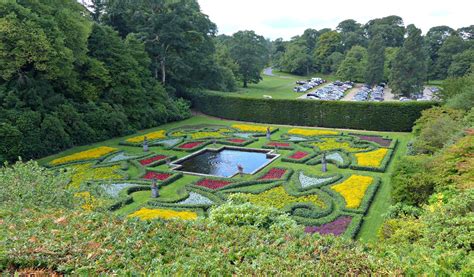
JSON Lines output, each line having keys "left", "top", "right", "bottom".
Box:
{"left": 321, "top": 152, "right": 327, "bottom": 172}
{"left": 143, "top": 136, "right": 149, "bottom": 152}
{"left": 151, "top": 178, "right": 159, "bottom": 198}
{"left": 237, "top": 164, "right": 244, "bottom": 177}
{"left": 266, "top": 127, "right": 271, "bottom": 140}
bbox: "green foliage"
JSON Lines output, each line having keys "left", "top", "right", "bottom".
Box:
{"left": 444, "top": 73, "right": 474, "bottom": 111}
{"left": 229, "top": 30, "right": 269, "bottom": 87}
{"left": 184, "top": 90, "right": 436, "bottom": 131}
{"left": 365, "top": 16, "right": 405, "bottom": 47}
{"left": 314, "top": 31, "right": 342, "bottom": 73}
{"left": 279, "top": 42, "right": 313, "bottom": 75}
{"left": 390, "top": 25, "right": 427, "bottom": 96}
{"left": 448, "top": 49, "right": 474, "bottom": 77}
{"left": 391, "top": 155, "right": 436, "bottom": 206}
{"left": 412, "top": 107, "right": 465, "bottom": 153}
{"left": 0, "top": 160, "right": 76, "bottom": 210}
{"left": 209, "top": 195, "right": 297, "bottom": 230}
{"left": 435, "top": 34, "right": 467, "bottom": 79}
{"left": 336, "top": 45, "right": 367, "bottom": 82}
{"left": 365, "top": 34, "right": 385, "bottom": 85}
{"left": 0, "top": 1, "right": 190, "bottom": 162}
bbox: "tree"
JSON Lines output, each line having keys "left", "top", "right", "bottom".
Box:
{"left": 327, "top": 52, "right": 345, "bottom": 73}
{"left": 366, "top": 34, "right": 385, "bottom": 85}
{"left": 279, "top": 41, "right": 313, "bottom": 75}
{"left": 390, "top": 25, "right": 426, "bottom": 96}
{"left": 365, "top": 16, "right": 405, "bottom": 47}
{"left": 104, "top": 0, "right": 218, "bottom": 89}
{"left": 229, "top": 31, "right": 268, "bottom": 87}
{"left": 336, "top": 19, "right": 367, "bottom": 52}
{"left": 336, "top": 46, "right": 367, "bottom": 82}
{"left": 424, "top": 26, "right": 455, "bottom": 79}
{"left": 447, "top": 49, "right": 474, "bottom": 77}
{"left": 435, "top": 35, "right": 467, "bottom": 79}
{"left": 313, "top": 31, "right": 342, "bottom": 73}
{"left": 383, "top": 47, "right": 399, "bottom": 81}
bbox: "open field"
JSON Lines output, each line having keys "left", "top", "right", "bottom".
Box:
{"left": 40, "top": 115, "right": 411, "bottom": 241}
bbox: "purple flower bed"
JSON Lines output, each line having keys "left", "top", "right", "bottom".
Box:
{"left": 304, "top": 216, "right": 352, "bottom": 236}
{"left": 351, "top": 134, "right": 392, "bottom": 147}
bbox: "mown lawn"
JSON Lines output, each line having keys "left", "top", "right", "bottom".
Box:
{"left": 207, "top": 71, "right": 338, "bottom": 99}
{"left": 38, "top": 115, "right": 410, "bottom": 241}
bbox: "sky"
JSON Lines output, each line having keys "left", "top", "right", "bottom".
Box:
{"left": 198, "top": 0, "right": 473, "bottom": 40}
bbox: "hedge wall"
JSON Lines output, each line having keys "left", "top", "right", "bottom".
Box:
{"left": 182, "top": 91, "right": 437, "bottom": 131}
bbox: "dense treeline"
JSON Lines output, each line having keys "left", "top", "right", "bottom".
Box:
{"left": 272, "top": 16, "right": 474, "bottom": 96}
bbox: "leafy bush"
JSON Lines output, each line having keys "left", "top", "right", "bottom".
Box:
{"left": 208, "top": 194, "right": 297, "bottom": 230}
{"left": 412, "top": 107, "right": 465, "bottom": 154}
{"left": 0, "top": 160, "right": 77, "bottom": 210}
{"left": 391, "top": 156, "right": 436, "bottom": 206}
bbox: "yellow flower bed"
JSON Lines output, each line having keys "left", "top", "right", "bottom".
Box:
{"left": 50, "top": 146, "right": 118, "bottom": 165}
{"left": 332, "top": 175, "right": 374, "bottom": 209}
{"left": 66, "top": 163, "right": 123, "bottom": 188}
{"left": 232, "top": 124, "right": 274, "bottom": 133}
{"left": 288, "top": 128, "right": 339, "bottom": 136}
{"left": 355, "top": 148, "right": 389, "bottom": 167}
{"left": 310, "top": 138, "right": 366, "bottom": 152}
{"left": 237, "top": 186, "right": 324, "bottom": 209}
{"left": 128, "top": 208, "right": 197, "bottom": 220}
{"left": 190, "top": 131, "right": 226, "bottom": 140}
{"left": 126, "top": 130, "right": 166, "bottom": 143}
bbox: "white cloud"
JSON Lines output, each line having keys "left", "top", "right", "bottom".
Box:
{"left": 198, "top": 0, "right": 473, "bottom": 39}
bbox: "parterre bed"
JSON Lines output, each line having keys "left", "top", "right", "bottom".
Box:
{"left": 45, "top": 123, "right": 399, "bottom": 238}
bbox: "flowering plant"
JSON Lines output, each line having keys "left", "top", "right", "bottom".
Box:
{"left": 331, "top": 175, "right": 373, "bottom": 209}
{"left": 139, "top": 155, "right": 168, "bottom": 166}
{"left": 288, "top": 128, "right": 339, "bottom": 137}
{"left": 142, "top": 171, "right": 172, "bottom": 181}
{"left": 51, "top": 146, "right": 118, "bottom": 165}
{"left": 232, "top": 124, "right": 275, "bottom": 133}
{"left": 355, "top": 148, "right": 388, "bottom": 167}
{"left": 304, "top": 216, "right": 352, "bottom": 236}
{"left": 128, "top": 208, "right": 197, "bottom": 220}
{"left": 178, "top": 141, "right": 204, "bottom": 149}
{"left": 126, "top": 130, "right": 166, "bottom": 143}
{"left": 234, "top": 186, "right": 324, "bottom": 209}
{"left": 259, "top": 168, "right": 287, "bottom": 180}
{"left": 195, "top": 179, "right": 232, "bottom": 190}
{"left": 289, "top": 151, "right": 309, "bottom": 160}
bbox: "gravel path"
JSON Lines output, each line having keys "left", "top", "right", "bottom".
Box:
{"left": 263, "top": 67, "right": 275, "bottom": 76}
{"left": 341, "top": 84, "right": 362, "bottom": 101}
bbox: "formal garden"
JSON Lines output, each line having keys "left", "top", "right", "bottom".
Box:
{"left": 39, "top": 116, "right": 406, "bottom": 240}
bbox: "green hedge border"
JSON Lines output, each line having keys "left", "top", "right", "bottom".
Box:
{"left": 182, "top": 90, "right": 436, "bottom": 131}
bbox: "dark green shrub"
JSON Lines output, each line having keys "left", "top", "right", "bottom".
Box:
{"left": 183, "top": 90, "right": 436, "bottom": 131}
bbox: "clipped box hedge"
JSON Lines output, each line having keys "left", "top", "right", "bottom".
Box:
{"left": 182, "top": 90, "right": 437, "bottom": 131}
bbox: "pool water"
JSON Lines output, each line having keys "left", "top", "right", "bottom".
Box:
{"left": 173, "top": 148, "right": 277, "bottom": 178}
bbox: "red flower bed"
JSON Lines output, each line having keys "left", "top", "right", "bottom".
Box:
{"left": 289, "top": 151, "right": 309, "bottom": 160}
{"left": 196, "top": 179, "right": 232, "bottom": 190}
{"left": 305, "top": 216, "right": 352, "bottom": 236}
{"left": 228, "top": 138, "right": 246, "bottom": 143}
{"left": 267, "top": 142, "right": 291, "bottom": 148}
{"left": 178, "top": 141, "right": 203, "bottom": 149}
{"left": 143, "top": 171, "right": 172, "bottom": 181}
{"left": 139, "top": 155, "right": 167, "bottom": 166}
{"left": 259, "top": 168, "right": 287, "bottom": 180}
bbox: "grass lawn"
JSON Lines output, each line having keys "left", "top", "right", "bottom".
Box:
{"left": 207, "top": 70, "right": 337, "bottom": 99}
{"left": 39, "top": 115, "right": 411, "bottom": 241}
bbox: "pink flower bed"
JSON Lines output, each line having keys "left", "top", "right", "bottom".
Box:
{"left": 289, "top": 151, "right": 309, "bottom": 160}
{"left": 304, "top": 216, "right": 352, "bottom": 236}
{"left": 178, "top": 141, "right": 203, "bottom": 149}
{"left": 267, "top": 142, "right": 291, "bottom": 148}
{"left": 228, "top": 138, "right": 246, "bottom": 143}
{"left": 196, "top": 179, "right": 232, "bottom": 190}
{"left": 143, "top": 171, "right": 172, "bottom": 181}
{"left": 139, "top": 155, "right": 167, "bottom": 166}
{"left": 259, "top": 168, "right": 287, "bottom": 180}
{"left": 351, "top": 134, "right": 392, "bottom": 147}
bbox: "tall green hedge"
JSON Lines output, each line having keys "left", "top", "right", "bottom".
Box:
{"left": 183, "top": 91, "right": 437, "bottom": 131}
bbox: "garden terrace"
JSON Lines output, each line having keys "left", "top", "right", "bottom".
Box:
{"left": 39, "top": 115, "right": 410, "bottom": 240}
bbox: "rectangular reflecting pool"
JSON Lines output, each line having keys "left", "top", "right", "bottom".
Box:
{"left": 171, "top": 147, "right": 279, "bottom": 178}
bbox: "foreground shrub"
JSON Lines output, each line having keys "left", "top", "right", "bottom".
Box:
{"left": 1, "top": 208, "right": 401, "bottom": 275}
{"left": 0, "top": 160, "right": 76, "bottom": 210}
{"left": 208, "top": 194, "right": 297, "bottom": 230}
